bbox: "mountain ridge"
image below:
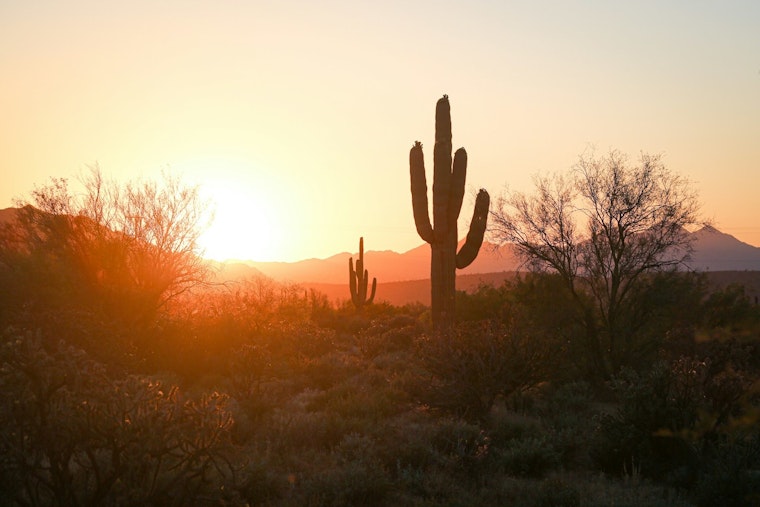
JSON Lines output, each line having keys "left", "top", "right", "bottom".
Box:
{"left": 234, "top": 226, "right": 760, "bottom": 285}
{"left": 235, "top": 240, "right": 520, "bottom": 285}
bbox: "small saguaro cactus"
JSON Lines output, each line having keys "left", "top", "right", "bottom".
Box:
{"left": 349, "top": 237, "right": 377, "bottom": 310}
{"left": 410, "top": 95, "right": 490, "bottom": 328}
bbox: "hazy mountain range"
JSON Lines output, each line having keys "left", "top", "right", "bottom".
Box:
{"left": 219, "top": 240, "right": 518, "bottom": 284}
{"left": 210, "top": 226, "right": 760, "bottom": 305}
{"left": 222, "top": 226, "right": 760, "bottom": 284}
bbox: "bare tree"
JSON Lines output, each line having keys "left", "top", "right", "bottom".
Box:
{"left": 490, "top": 150, "right": 702, "bottom": 376}
{"left": 3, "top": 167, "right": 211, "bottom": 325}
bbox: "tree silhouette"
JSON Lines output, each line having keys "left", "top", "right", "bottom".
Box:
{"left": 490, "top": 150, "right": 702, "bottom": 376}
{"left": 0, "top": 167, "right": 211, "bottom": 327}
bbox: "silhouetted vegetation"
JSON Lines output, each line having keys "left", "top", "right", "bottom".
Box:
{"left": 348, "top": 237, "right": 376, "bottom": 311}
{"left": 410, "top": 95, "right": 490, "bottom": 329}
{"left": 491, "top": 150, "right": 703, "bottom": 379}
{"left": 0, "top": 169, "right": 210, "bottom": 365}
{"left": 1, "top": 171, "right": 759, "bottom": 506}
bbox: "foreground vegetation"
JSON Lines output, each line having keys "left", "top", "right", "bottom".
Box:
{"left": 1, "top": 168, "right": 758, "bottom": 506}
{"left": 1, "top": 271, "right": 758, "bottom": 506}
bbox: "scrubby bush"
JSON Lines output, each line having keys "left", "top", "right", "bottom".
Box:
{"left": 591, "top": 353, "right": 759, "bottom": 499}
{"left": 534, "top": 476, "right": 582, "bottom": 507}
{"left": 359, "top": 312, "right": 424, "bottom": 359}
{"left": 590, "top": 360, "right": 703, "bottom": 481}
{"left": 456, "top": 282, "right": 514, "bottom": 323}
{"left": 414, "top": 319, "right": 555, "bottom": 421}
{"left": 691, "top": 433, "right": 760, "bottom": 507}
{"left": 702, "top": 282, "right": 760, "bottom": 330}
{"left": 0, "top": 328, "right": 242, "bottom": 506}
{"left": 495, "top": 436, "right": 561, "bottom": 477}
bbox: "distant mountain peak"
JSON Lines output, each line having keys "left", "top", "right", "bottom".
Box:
{"left": 687, "top": 227, "right": 760, "bottom": 271}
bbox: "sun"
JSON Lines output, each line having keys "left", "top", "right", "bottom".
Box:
{"left": 198, "top": 182, "right": 283, "bottom": 262}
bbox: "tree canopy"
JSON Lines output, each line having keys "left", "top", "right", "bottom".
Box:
{"left": 0, "top": 168, "right": 211, "bottom": 327}
{"left": 490, "top": 150, "right": 703, "bottom": 376}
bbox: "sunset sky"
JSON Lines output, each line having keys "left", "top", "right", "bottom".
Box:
{"left": 2, "top": 1, "right": 758, "bottom": 262}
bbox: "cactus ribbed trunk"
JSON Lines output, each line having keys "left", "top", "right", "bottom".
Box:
{"left": 430, "top": 226, "right": 458, "bottom": 326}
{"left": 410, "top": 95, "right": 490, "bottom": 329}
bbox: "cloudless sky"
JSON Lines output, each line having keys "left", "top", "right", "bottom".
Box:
{"left": 2, "top": 0, "right": 759, "bottom": 261}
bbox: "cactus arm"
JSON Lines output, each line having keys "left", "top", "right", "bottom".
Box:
{"left": 448, "top": 147, "right": 467, "bottom": 226}
{"left": 456, "top": 189, "right": 490, "bottom": 269}
{"left": 361, "top": 268, "right": 370, "bottom": 301}
{"left": 368, "top": 277, "right": 377, "bottom": 304}
{"left": 432, "top": 95, "right": 452, "bottom": 242}
{"left": 410, "top": 142, "right": 434, "bottom": 243}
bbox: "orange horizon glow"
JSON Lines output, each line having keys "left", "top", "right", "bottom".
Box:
{"left": 2, "top": 2, "right": 759, "bottom": 262}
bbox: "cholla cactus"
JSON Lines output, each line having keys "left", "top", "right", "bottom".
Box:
{"left": 410, "top": 95, "right": 490, "bottom": 328}
{"left": 349, "top": 237, "right": 376, "bottom": 310}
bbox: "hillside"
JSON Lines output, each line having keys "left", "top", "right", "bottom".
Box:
{"left": 236, "top": 226, "right": 760, "bottom": 285}
{"left": 688, "top": 226, "right": 760, "bottom": 271}
{"left": 240, "top": 240, "right": 520, "bottom": 285}
{"left": 302, "top": 271, "right": 517, "bottom": 307}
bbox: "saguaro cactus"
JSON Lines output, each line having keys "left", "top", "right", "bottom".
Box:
{"left": 349, "top": 237, "right": 376, "bottom": 310}
{"left": 410, "top": 95, "right": 490, "bottom": 328}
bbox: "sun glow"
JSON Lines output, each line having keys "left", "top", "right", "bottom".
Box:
{"left": 198, "top": 182, "right": 283, "bottom": 262}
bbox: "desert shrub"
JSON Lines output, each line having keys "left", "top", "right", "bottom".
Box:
{"left": 590, "top": 360, "right": 702, "bottom": 480}
{"left": 591, "top": 354, "right": 758, "bottom": 494}
{"left": 306, "top": 375, "right": 402, "bottom": 423}
{"left": 429, "top": 417, "right": 491, "bottom": 473}
{"left": 227, "top": 341, "right": 296, "bottom": 430}
{"left": 374, "top": 412, "right": 444, "bottom": 475}
{"left": 702, "top": 282, "right": 760, "bottom": 330}
{"left": 235, "top": 458, "right": 285, "bottom": 506}
{"left": 462, "top": 474, "right": 581, "bottom": 507}
{"left": 293, "top": 461, "right": 391, "bottom": 507}
{"left": 533, "top": 382, "right": 602, "bottom": 468}
{"left": 270, "top": 320, "right": 337, "bottom": 360}
{"left": 151, "top": 277, "right": 326, "bottom": 381}
{"left": 456, "top": 283, "right": 514, "bottom": 323}
{"left": 0, "top": 328, "right": 242, "bottom": 506}
{"left": 580, "top": 473, "right": 693, "bottom": 507}
{"left": 691, "top": 433, "right": 760, "bottom": 507}
{"left": 506, "top": 274, "right": 587, "bottom": 379}
{"left": 698, "top": 333, "right": 760, "bottom": 379}
{"left": 414, "top": 320, "right": 554, "bottom": 421}
{"left": 317, "top": 301, "right": 403, "bottom": 337}
{"left": 622, "top": 272, "right": 706, "bottom": 359}
{"left": 543, "top": 381, "right": 595, "bottom": 414}
{"left": 539, "top": 382, "right": 596, "bottom": 433}
{"left": 495, "top": 436, "right": 561, "bottom": 478}
{"left": 485, "top": 408, "right": 543, "bottom": 448}
{"left": 276, "top": 433, "right": 391, "bottom": 507}
{"left": 495, "top": 270, "right": 707, "bottom": 383}
{"left": 360, "top": 313, "right": 423, "bottom": 359}
{"left": 533, "top": 476, "right": 582, "bottom": 507}
{"left": 298, "top": 350, "right": 365, "bottom": 391}
{"left": 375, "top": 412, "right": 491, "bottom": 486}
{"left": 270, "top": 409, "right": 355, "bottom": 452}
